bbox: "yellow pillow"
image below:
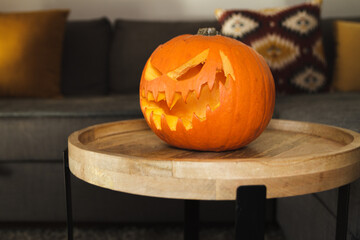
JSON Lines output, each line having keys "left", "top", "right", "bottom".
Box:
{"left": 0, "top": 9, "right": 69, "bottom": 98}
{"left": 332, "top": 21, "right": 360, "bottom": 92}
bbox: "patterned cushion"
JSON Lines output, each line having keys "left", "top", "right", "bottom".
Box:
{"left": 215, "top": 0, "right": 327, "bottom": 95}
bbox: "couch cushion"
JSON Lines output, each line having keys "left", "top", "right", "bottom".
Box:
{"left": 61, "top": 18, "right": 112, "bottom": 96}
{"left": 0, "top": 10, "right": 69, "bottom": 98}
{"left": 0, "top": 95, "right": 142, "bottom": 160}
{"left": 275, "top": 92, "right": 360, "bottom": 132}
{"left": 215, "top": 1, "right": 328, "bottom": 95}
{"left": 109, "top": 20, "right": 219, "bottom": 94}
{"left": 0, "top": 94, "right": 140, "bottom": 118}
{"left": 321, "top": 17, "right": 360, "bottom": 85}
{"left": 331, "top": 21, "right": 360, "bottom": 92}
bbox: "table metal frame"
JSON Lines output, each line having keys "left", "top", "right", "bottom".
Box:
{"left": 63, "top": 149, "right": 351, "bottom": 240}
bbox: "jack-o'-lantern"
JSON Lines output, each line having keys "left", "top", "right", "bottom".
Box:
{"left": 140, "top": 28, "right": 275, "bottom": 151}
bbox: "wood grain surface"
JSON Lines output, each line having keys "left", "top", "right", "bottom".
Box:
{"left": 68, "top": 119, "right": 360, "bottom": 200}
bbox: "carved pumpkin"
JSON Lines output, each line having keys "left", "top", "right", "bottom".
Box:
{"left": 140, "top": 29, "right": 275, "bottom": 151}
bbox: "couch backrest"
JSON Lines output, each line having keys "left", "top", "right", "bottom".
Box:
{"left": 61, "top": 18, "right": 112, "bottom": 96}
{"left": 321, "top": 17, "right": 360, "bottom": 83}
{"left": 109, "top": 20, "right": 219, "bottom": 94}
{"left": 61, "top": 17, "right": 359, "bottom": 96}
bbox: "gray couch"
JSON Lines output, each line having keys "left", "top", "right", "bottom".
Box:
{"left": 0, "top": 18, "right": 236, "bottom": 224}
{"left": 0, "top": 17, "right": 359, "bottom": 240}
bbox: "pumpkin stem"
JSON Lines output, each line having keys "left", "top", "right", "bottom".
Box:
{"left": 197, "top": 28, "right": 220, "bottom": 36}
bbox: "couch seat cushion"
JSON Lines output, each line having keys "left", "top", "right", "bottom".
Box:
{"left": 0, "top": 94, "right": 140, "bottom": 118}
{"left": 0, "top": 95, "right": 142, "bottom": 161}
{"left": 275, "top": 92, "right": 360, "bottom": 132}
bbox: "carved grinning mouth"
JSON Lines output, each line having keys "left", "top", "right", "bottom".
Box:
{"left": 140, "top": 49, "right": 233, "bottom": 131}
{"left": 141, "top": 75, "right": 229, "bottom": 131}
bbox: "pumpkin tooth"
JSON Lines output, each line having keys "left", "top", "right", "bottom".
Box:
{"left": 193, "top": 105, "right": 212, "bottom": 122}
{"left": 156, "top": 92, "right": 166, "bottom": 102}
{"left": 195, "top": 85, "right": 202, "bottom": 99}
{"left": 182, "top": 90, "right": 189, "bottom": 102}
{"left": 179, "top": 118, "right": 193, "bottom": 131}
{"left": 193, "top": 112, "right": 205, "bottom": 122}
{"left": 206, "top": 67, "right": 219, "bottom": 91}
{"left": 149, "top": 110, "right": 154, "bottom": 125}
{"left": 185, "top": 90, "right": 195, "bottom": 104}
{"left": 164, "top": 114, "right": 178, "bottom": 131}
{"left": 207, "top": 78, "right": 215, "bottom": 91}
{"left": 169, "top": 92, "right": 182, "bottom": 110}
{"left": 165, "top": 90, "right": 175, "bottom": 108}
{"left": 140, "top": 97, "right": 149, "bottom": 108}
{"left": 193, "top": 110, "right": 206, "bottom": 122}
{"left": 145, "top": 107, "right": 152, "bottom": 121}
{"left": 150, "top": 106, "right": 165, "bottom": 116}
{"left": 152, "top": 113, "right": 162, "bottom": 130}
{"left": 147, "top": 91, "right": 155, "bottom": 101}
{"left": 150, "top": 89, "right": 159, "bottom": 102}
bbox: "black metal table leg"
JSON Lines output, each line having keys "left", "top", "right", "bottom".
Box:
{"left": 184, "top": 200, "right": 200, "bottom": 240}
{"left": 63, "top": 149, "right": 74, "bottom": 240}
{"left": 235, "top": 185, "right": 266, "bottom": 240}
{"left": 336, "top": 184, "right": 351, "bottom": 240}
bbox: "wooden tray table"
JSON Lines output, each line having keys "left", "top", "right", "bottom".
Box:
{"left": 64, "top": 118, "right": 360, "bottom": 240}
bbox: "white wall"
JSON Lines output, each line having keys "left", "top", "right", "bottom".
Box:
{"left": 0, "top": 0, "right": 358, "bottom": 21}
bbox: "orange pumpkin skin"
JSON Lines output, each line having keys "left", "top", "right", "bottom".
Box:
{"left": 140, "top": 34, "right": 275, "bottom": 151}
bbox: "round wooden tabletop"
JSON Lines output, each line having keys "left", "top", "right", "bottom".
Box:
{"left": 68, "top": 119, "right": 360, "bottom": 200}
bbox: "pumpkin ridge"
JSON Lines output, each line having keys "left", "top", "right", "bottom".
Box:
{"left": 249, "top": 48, "right": 272, "bottom": 139}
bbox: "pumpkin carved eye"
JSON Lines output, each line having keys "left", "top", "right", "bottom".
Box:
{"left": 176, "top": 62, "right": 204, "bottom": 81}
{"left": 144, "top": 59, "right": 162, "bottom": 81}
{"left": 167, "top": 49, "right": 209, "bottom": 81}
